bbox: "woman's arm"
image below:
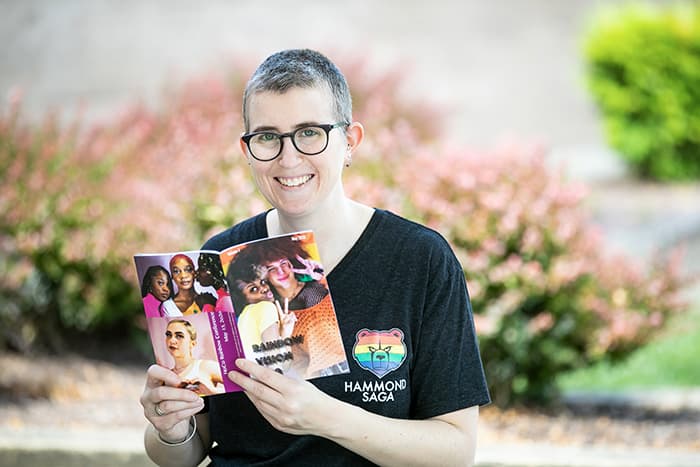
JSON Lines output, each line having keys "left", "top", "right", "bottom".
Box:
{"left": 144, "top": 413, "right": 211, "bottom": 467}
{"left": 141, "top": 364, "right": 211, "bottom": 466}
{"left": 229, "top": 359, "right": 480, "bottom": 467}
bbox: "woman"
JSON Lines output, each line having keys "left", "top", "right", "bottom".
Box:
{"left": 196, "top": 252, "right": 234, "bottom": 313}
{"left": 169, "top": 254, "right": 216, "bottom": 315}
{"left": 141, "top": 49, "right": 489, "bottom": 466}
{"left": 164, "top": 319, "right": 224, "bottom": 396}
{"left": 140, "top": 265, "right": 182, "bottom": 317}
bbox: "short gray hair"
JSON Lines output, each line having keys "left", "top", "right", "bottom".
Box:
{"left": 242, "top": 49, "right": 352, "bottom": 131}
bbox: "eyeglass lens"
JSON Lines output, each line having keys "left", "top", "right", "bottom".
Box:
{"left": 249, "top": 126, "right": 329, "bottom": 161}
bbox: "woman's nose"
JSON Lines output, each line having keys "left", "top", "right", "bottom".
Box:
{"left": 277, "top": 138, "right": 303, "bottom": 168}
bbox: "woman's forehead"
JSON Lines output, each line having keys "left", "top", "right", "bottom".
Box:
{"left": 247, "top": 86, "right": 335, "bottom": 130}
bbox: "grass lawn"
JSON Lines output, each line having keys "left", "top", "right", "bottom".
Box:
{"left": 557, "top": 306, "right": 700, "bottom": 392}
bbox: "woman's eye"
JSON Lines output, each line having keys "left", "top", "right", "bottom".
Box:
{"left": 299, "top": 127, "right": 320, "bottom": 138}
{"left": 254, "top": 133, "right": 278, "bottom": 144}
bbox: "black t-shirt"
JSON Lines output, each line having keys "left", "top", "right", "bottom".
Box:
{"left": 201, "top": 209, "right": 490, "bottom": 466}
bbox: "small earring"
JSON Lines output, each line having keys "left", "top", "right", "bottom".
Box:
{"left": 345, "top": 157, "right": 352, "bottom": 168}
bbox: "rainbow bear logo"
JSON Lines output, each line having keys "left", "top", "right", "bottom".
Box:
{"left": 352, "top": 328, "right": 406, "bottom": 379}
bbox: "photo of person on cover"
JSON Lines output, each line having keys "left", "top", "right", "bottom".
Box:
{"left": 135, "top": 251, "right": 224, "bottom": 316}
{"left": 139, "top": 265, "right": 182, "bottom": 317}
{"left": 147, "top": 315, "right": 225, "bottom": 396}
{"left": 196, "top": 252, "right": 234, "bottom": 313}
{"left": 225, "top": 243, "right": 298, "bottom": 375}
{"left": 221, "top": 233, "right": 348, "bottom": 378}
{"left": 169, "top": 253, "right": 217, "bottom": 315}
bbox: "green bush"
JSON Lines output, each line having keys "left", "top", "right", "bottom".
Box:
{"left": 379, "top": 145, "right": 690, "bottom": 406}
{"left": 583, "top": 2, "right": 700, "bottom": 180}
{"left": 0, "top": 103, "right": 144, "bottom": 352}
{"left": 1, "top": 54, "right": 692, "bottom": 406}
{"left": 0, "top": 57, "right": 442, "bottom": 353}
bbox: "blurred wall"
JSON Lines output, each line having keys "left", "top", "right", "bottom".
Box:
{"left": 0, "top": 0, "right": 633, "bottom": 179}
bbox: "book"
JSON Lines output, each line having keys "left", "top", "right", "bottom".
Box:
{"left": 133, "top": 231, "right": 349, "bottom": 396}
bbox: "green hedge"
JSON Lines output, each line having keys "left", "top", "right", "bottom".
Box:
{"left": 1, "top": 55, "right": 692, "bottom": 406}
{"left": 583, "top": 2, "right": 700, "bottom": 180}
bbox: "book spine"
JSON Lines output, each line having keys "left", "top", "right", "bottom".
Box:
{"left": 207, "top": 311, "right": 246, "bottom": 392}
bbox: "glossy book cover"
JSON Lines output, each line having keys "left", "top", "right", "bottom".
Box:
{"left": 134, "top": 231, "right": 349, "bottom": 396}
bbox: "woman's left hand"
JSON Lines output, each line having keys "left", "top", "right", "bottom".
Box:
{"left": 228, "top": 359, "right": 335, "bottom": 436}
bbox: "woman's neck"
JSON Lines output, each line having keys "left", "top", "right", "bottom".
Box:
{"left": 175, "top": 288, "right": 196, "bottom": 307}
{"left": 279, "top": 279, "right": 304, "bottom": 300}
{"left": 268, "top": 196, "right": 374, "bottom": 273}
{"left": 173, "top": 356, "right": 193, "bottom": 373}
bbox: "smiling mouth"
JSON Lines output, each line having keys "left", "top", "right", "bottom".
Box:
{"left": 276, "top": 175, "right": 313, "bottom": 187}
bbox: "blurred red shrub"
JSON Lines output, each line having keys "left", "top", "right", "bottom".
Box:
{"left": 0, "top": 55, "right": 691, "bottom": 405}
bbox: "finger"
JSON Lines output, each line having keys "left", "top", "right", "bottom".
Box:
{"left": 145, "top": 364, "right": 181, "bottom": 389}
{"left": 146, "top": 383, "right": 203, "bottom": 411}
{"left": 284, "top": 297, "right": 289, "bottom": 315}
{"left": 274, "top": 300, "right": 283, "bottom": 319}
{"left": 149, "top": 402, "right": 203, "bottom": 432}
{"left": 154, "top": 396, "right": 204, "bottom": 418}
{"left": 229, "top": 371, "right": 287, "bottom": 412}
{"left": 234, "top": 358, "right": 288, "bottom": 390}
{"left": 143, "top": 391, "right": 203, "bottom": 431}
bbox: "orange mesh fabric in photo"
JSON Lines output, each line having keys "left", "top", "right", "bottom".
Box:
{"left": 292, "top": 294, "right": 346, "bottom": 377}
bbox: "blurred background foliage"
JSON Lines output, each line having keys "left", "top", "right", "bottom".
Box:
{"left": 583, "top": 1, "right": 700, "bottom": 181}
{"left": 0, "top": 48, "right": 695, "bottom": 406}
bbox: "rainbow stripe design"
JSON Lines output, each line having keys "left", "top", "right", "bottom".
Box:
{"left": 353, "top": 328, "right": 407, "bottom": 379}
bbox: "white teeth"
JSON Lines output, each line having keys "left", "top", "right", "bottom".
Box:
{"left": 278, "top": 175, "right": 312, "bottom": 187}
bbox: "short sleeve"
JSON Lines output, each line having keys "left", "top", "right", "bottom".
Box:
{"left": 409, "top": 237, "right": 490, "bottom": 419}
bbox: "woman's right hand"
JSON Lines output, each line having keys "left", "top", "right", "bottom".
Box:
{"left": 140, "top": 364, "right": 205, "bottom": 443}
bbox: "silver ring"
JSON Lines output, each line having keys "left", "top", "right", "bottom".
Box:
{"left": 154, "top": 402, "right": 166, "bottom": 417}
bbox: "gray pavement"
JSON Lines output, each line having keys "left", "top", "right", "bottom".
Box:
{"left": 2, "top": 424, "right": 699, "bottom": 467}
{"left": 475, "top": 443, "right": 700, "bottom": 467}
{"left": 2, "top": 388, "right": 699, "bottom": 467}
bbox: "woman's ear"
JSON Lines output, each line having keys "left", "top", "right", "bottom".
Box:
{"left": 239, "top": 136, "right": 252, "bottom": 164}
{"left": 345, "top": 122, "right": 364, "bottom": 153}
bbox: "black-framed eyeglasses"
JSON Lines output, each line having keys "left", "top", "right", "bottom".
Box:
{"left": 241, "top": 122, "right": 349, "bottom": 162}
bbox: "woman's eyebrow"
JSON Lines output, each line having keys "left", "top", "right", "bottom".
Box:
{"left": 251, "top": 121, "right": 320, "bottom": 133}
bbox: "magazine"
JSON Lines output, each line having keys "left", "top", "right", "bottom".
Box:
{"left": 133, "top": 231, "right": 349, "bottom": 396}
